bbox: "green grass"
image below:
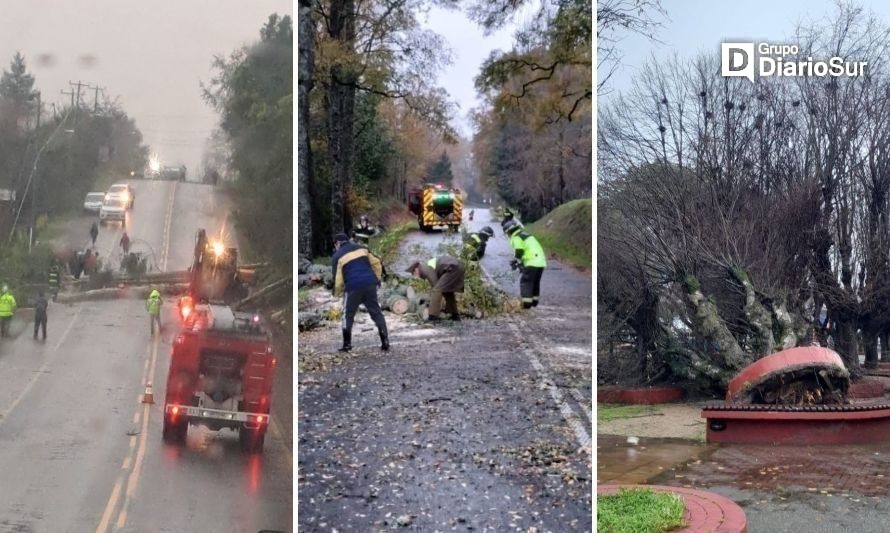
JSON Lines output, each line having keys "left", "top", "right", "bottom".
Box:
{"left": 298, "top": 288, "right": 310, "bottom": 305}
{"left": 527, "top": 198, "right": 591, "bottom": 270}
{"left": 598, "top": 487, "right": 685, "bottom": 533}
{"left": 598, "top": 404, "right": 662, "bottom": 423}
{"left": 371, "top": 219, "right": 418, "bottom": 265}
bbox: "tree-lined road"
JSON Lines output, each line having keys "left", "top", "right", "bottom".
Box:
{"left": 0, "top": 180, "right": 291, "bottom": 532}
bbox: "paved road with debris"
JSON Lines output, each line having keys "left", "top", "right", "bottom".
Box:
{"left": 0, "top": 180, "right": 291, "bottom": 532}
{"left": 298, "top": 207, "right": 592, "bottom": 531}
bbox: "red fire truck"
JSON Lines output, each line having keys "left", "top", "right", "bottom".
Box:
{"left": 162, "top": 303, "right": 276, "bottom": 453}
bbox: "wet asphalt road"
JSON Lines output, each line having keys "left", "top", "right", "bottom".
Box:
{"left": 298, "top": 207, "right": 592, "bottom": 531}
{"left": 0, "top": 180, "right": 291, "bottom": 532}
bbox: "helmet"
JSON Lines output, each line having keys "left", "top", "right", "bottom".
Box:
{"left": 502, "top": 219, "right": 522, "bottom": 235}
{"left": 480, "top": 226, "right": 494, "bottom": 238}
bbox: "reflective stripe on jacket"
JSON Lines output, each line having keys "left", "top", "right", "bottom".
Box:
{"left": 509, "top": 231, "right": 547, "bottom": 268}
{"left": 332, "top": 242, "right": 383, "bottom": 296}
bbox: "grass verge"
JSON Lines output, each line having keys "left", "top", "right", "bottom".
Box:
{"left": 597, "top": 404, "right": 663, "bottom": 423}
{"left": 527, "top": 198, "right": 591, "bottom": 270}
{"left": 371, "top": 219, "right": 418, "bottom": 265}
{"left": 597, "top": 487, "right": 685, "bottom": 533}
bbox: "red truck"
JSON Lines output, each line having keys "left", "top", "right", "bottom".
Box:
{"left": 162, "top": 303, "right": 276, "bottom": 453}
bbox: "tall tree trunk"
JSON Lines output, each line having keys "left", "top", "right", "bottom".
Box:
{"left": 683, "top": 279, "right": 750, "bottom": 371}
{"left": 731, "top": 268, "right": 774, "bottom": 355}
{"left": 327, "top": 0, "right": 357, "bottom": 236}
{"left": 297, "top": 0, "right": 314, "bottom": 256}
{"left": 834, "top": 317, "right": 860, "bottom": 377}
{"left": 863, "top": 326, "right": 879, "bottom": 369}
{"left": 881, "top": 331, "right": 890, "bottom": 362}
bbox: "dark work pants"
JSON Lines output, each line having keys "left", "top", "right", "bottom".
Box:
{"left": 519, "top": 267, "right": 544, "bottom": 308}
{"left": 0, "top": 316, "right": 9, "bottom": 337}
{"left": 429, "top": 291, "right": 458, "bottom": 317}
{"left": 342, "top": 285, "right": 388, "bottom": 336}
{"left": 34, "top": 315, "right": 46, "bottom": 339}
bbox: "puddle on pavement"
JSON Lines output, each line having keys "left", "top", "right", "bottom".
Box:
{"left": 597, "top": 433, "right": 711, "bottom": 485}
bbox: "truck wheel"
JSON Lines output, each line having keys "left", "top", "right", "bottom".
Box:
{"left": 162, "top": 418, "right": 188, "bottom": 444}
{"left": 239, "top": 426, "right": 266, "bottom": 453}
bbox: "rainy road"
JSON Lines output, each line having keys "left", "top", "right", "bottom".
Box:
{"left": 298, "top": 207, "right": 592, "bottom": 531}
{"left": 0, "top": 180, "right": 291, "bottom": 532}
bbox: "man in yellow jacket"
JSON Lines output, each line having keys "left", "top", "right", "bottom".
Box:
{"left": 0, "top": 284, "right": 17, "bottom": 338}
{"left": 146, "top": 289, "right": 162, "bottom": 335}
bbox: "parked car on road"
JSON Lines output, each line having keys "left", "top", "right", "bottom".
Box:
{"left": 105, "top": 183, "right": 134, "bottom": 209}
{"left": 83, "top": 192, "right": 105, "bottom": 213}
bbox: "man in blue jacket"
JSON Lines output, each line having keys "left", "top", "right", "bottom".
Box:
{"left": 331, "top": 233, "right": 389, "bottom": 352}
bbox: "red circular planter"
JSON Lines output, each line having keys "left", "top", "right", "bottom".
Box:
{"left": 849, "top": 378, "right": 885, "bottom": 399}
{"left": 597, "top": 386, "right": 685, "bottom": 405}
{"left": 598, "top": 484, "right": 747, "bottom": 533}
{"left": 727, "top": 347, "right": 846, "bottom": 402}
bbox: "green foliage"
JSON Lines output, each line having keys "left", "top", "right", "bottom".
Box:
{"left": 0, "top": 240, "right": 53, "bottom": 299}
{"left": 597, "top": 487, "right": 685, "bottom": 533}
{"left": 683, "top": 274, "right": 700, "bottom": 294}
{"left": 205, "top": 13, "right": 293, "bottom": 273}
{"left": 353, "top": 93, "right": 396, "bottom": 190}
{"left": 425, "top": 150, "right": 454, "bottom": 184}
{"left": 371, "top": 219, "right": 418, "bottom": 266}
{"left": 597, "top": 404, "right": 661, "bottom": 423}
{"left": 0, "top": 52, "right": 37, "bottom": 121}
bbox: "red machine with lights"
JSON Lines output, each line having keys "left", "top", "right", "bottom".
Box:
{"left": 162, "top": 303, "right": 276, "bottom": 453}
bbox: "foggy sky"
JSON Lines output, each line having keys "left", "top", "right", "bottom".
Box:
{"left": 0, "top": 0, "right": 291, "bottom": 174}
{"left": 421, "top": 6, "right": 531, "bottom": 139}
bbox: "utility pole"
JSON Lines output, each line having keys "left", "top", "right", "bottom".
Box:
{"left": 88, "top": 84, "right": 104, "bottom": 115}
{"left": 69, "top": 81, "right": 83, "bottom": 126}
{"left": 34, "top": 91, "right": 40, "bottom": 129}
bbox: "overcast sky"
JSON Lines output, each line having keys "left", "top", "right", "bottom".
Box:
{"left": 421, "top": 5, "right": 534, "bottom": 139}
{"left": 603, "top": 0, "right": 890, "bottom": 100}
{"left": 0, "top": 0, "right": 290, "bottom": 173}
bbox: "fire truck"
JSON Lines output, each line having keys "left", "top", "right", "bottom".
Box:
{"left": 408, "top": 183, "right": 463, "bottom": 232}
{"left": 162, "top": 303, "right": 276, "bottom": 452}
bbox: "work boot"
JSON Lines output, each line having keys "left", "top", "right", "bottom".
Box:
{"left": 338, "top": 329, "right": 352, "bottom": 352}
{"left": 426, "top": 315, "right": 442, "bottom": 323}
{"left": 380, "top": 332, "right": 390, "bottom": 351}
{"left": 450, "top": 314, "right": 461, "bottom": 321}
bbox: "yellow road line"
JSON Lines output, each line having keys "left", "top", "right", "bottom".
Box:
{"left": 0, "top": 308, "right": 81, "bottom": 427}
{"left": 96, "top": 337, "right": 157, "bottom": 533}
{"left": 112, "top": 336, "right": 160, "bottom": 531}
{"left": 95, "top": 478, "right": 124, "bottom": 533}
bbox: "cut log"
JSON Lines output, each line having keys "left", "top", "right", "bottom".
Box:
{"left": 298, "top": 255, "right": 312, "bottom": 274}
{"left": 306, "top": 264, "right": 332, "bottom": 275}
{"left": 298, "top": 312, "right": 324, "bottom": 331}
{"left": 384, "top": 295, "right": 410, "bottom": 315}
{"left": 391, "top": 285, "right": 408, "bottom": 297}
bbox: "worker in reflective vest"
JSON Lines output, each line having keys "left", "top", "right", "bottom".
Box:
{"left": 407, "top": 255, "right": 465, "bottom": 321}
{"left": 502, "top": 219, "right": 547, "bottom": 309}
